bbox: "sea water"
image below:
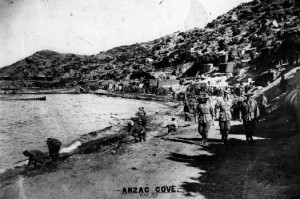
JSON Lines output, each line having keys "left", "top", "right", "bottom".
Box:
{"left": 0, "top": 94, "right": 167, "bottom": 172}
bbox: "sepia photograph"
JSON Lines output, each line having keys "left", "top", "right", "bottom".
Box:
{"left": 0, "top": 0, "right": 300, "bottom": 198}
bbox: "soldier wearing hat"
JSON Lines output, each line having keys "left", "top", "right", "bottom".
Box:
{"left": 47, "top": 138, "right": 62, "bottom": 162}
{"left": 135, "top": 107, "right": 147, "bottom": 127}
{"left": 239, "top": 91, "right": 260, "bottom": 144}
{"left": 215, "top": 89, "right": 233, "bottom": 146}
{"left": 197, "top": 93, "right": 214, "bottom": 146}
{"left": 130, "top": 118, "right": 146, "bottom": 142}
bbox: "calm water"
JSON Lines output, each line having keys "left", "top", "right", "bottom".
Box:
{"left": 0, "top": 94, "right": 167, "bottom": 172}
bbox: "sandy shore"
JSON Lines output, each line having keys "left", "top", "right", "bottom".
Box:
{"left": 0, "top": 97, "right": 300, "bottom": 199}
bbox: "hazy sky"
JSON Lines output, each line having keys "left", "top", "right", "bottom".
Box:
{"left": 0, "top": 0, "right": 251, "bottom": 68}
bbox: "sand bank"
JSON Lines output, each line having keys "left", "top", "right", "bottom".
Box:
{"left": 1, "top": 97, "right": 299, "bottom": 199}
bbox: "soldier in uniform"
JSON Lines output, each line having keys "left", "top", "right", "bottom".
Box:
{"left": 239, "top": 91, "right": 260, "bottom": 144}
{"left": 215, "top": 90, "right": 233, "bottom": 146}
{"left": 23, "top": 150, "right": 46, "bottom": 169}
{"left": 197, "top": 93, "right": 214, "bottom": 146}
{"left": 130, "top": 118, "right": 146, "bottom": 142}
{"left": 47, "top": 138, "right": 62, "bottom": 162}
{"left": 135, "top": 107, "right": 147, "bottom": 127}
{"left": 183, "top": 101, "right": 191, "bottom": 122}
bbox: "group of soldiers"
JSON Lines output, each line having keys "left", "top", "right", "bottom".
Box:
{"left": 190, "top": 90, "right": 260, "bottom": 146}
{"left": 22, "top": 91, "right": 261, "bottom": 170}
{"left": 22, "top": 138, "right": 62, "bottom": 170}
{"left": 127, "top": 107, "right": 147, "bottom": 142}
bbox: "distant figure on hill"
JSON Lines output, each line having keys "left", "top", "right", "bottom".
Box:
{"left": 130, "top": 118, "right": 146, "bottom": 142}
{"left": 135, "top": 107, "right": 147, "bottom": 127}
{"left": 260, "top": 93, "right": 268, "bottom": 117}
{"left": 183, "top": 102, "right": 191, "bottom": 122}
{"left": 279, "top": 75, "right": 289, "bottom": 94}
{"left": 239, "top": 91, "right": 260, "bottom": 144}
{"left": 47, "top": 138, "right": 62, "bottom": 162}
{"left": 172, "top": 91, "right": 176, "bottom": 100}
{"left": 166, "top": 117, "right": 179, "bottom": 134}
{"left": 23, "top": 150, "right": 46, "bottom": 170}
{"left": 238, "top": 83, "right": 244, "bottom": 96}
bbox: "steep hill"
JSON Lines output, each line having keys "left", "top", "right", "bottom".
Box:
{"left": 0, "top": 0, "right": 299, "bottom": 85}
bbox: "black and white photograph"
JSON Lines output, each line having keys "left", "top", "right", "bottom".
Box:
{"left": 0, "top": 0, "right": 300, "bottom": 198}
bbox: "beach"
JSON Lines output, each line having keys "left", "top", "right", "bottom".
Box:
{"left": 0, "top": 95, "right": 299, "bottom": 199}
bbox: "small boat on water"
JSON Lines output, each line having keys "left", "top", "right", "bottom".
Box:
{"left": 1, "top": 96, "right": 47, "bottom": 101}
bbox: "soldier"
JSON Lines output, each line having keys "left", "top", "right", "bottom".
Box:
{"left": 260, "top": 93, "right": 268, "bottom": 117}
{"left": 23, "top": 150, "right": 45, "bottom": 170}
{"left": 197, "top": 93, "right": 214, "bottom": 146}
{"left": 130, "top": 118, "right": 146, "bottom": 142}
{"left": 215, "top": 90, "right": 233, "bottom": 146}
{"left": 47, "top": 138, "right": 62, "bottom": 162}
{"left": 135, "top": 107, "right": 147, "bottom": 127}
{"left": 279, "top": 74, "right": 289, "bottom": 94}
{"left": 172, "top": 91, "right": 176, "bottom": 100}
{"left": 238, "top": 83, "right": 244, "bottom": 97}
{"left": 239, "top": 91, "right": 260, "bottom": 144}
{"left": 166, "top": 117, "right": 179, "bottom": 134}
{"left": 183, "top": 101, "right": 191, "bottom": 121}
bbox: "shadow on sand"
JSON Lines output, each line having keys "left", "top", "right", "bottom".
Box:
{"left": 166, "top": 126, "right": 300, "bottom": 198}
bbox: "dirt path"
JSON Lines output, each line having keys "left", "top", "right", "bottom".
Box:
{"left": 1, "top": 115, "right": 299, "bottom": 199}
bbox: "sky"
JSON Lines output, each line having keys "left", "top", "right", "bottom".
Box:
{"left": 0, "top": 0, "right": 251, "bottom": 68}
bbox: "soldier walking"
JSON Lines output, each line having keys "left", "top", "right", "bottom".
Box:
{"left": 215, "top": 90, "right": 233, "bottom": 146}
{"left": 239, "top": 91, "right": 260, "bottom": 144}
{"left": 197, "top": 93, "right": 214, "bottom": 146}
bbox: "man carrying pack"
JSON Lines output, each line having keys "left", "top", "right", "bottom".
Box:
{"left": 47, "top": 138, "right": 62, "bottom": 162}
{"left": 215, "top": 90, "right": 233, "bottom": 146}
{"left": 130, "top": 118, "right": 146, "bottom": 142}
{"left": 197, "top": 93, "right": 214, "bottom": 146}
{"left": 239, "top": 91, "right": 260, "bottom": 144}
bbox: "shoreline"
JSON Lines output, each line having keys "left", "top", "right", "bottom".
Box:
{"left": 0, "top": 105, "right": 299, "bottom": 198}
{"left": 1, "top": 90, "right": 299, "bottom": 198}
{"left": 0, "top": 88, "right": 176, "bottom": 103}
{"left": 0, "top": 93, "right": 179, "bottom": 183}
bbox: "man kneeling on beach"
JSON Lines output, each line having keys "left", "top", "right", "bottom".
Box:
{"left": 167, "top": 117, "right": 178, "bottom": 134}
{"left": 130, "top": 118, "right": 146, "bottom": 142}
{"left": 23, "top": 150, "right": 46, "bottom": 170}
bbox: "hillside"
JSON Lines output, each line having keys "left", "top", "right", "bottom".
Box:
{"left": 0, "top": 0, "right": 299, "bottom": 86}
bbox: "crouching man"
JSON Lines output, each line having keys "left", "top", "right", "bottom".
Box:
{"left": 23, "top": 150, "right": 46, "bottom": 170}
{"left": 130, "top": 118, "right": 146, "bottom": 142}
{"left": 167, "top": 117, "right": 179, "bottom": 134}
{"left": 47, "top": 138, "right": 62, "bottom": 162}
